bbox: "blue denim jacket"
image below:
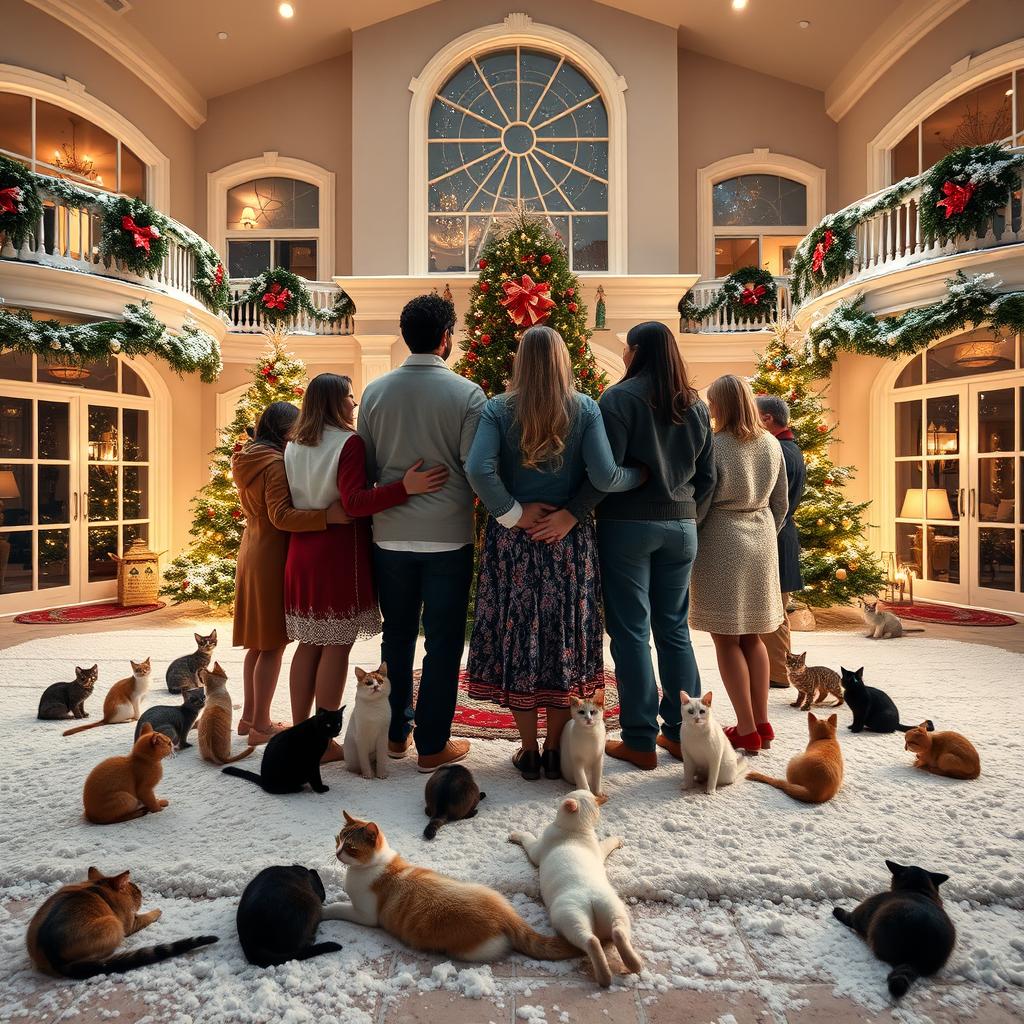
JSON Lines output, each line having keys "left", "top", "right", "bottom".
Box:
{"left": 466, "top": 392, "right": 643, "bottom": 521}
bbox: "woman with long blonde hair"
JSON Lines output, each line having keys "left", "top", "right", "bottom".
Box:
{"left": 465, "top": 325, "right": 645, "bottom": 781}
{"left": 689, "top": 374, "right": 789, "bottom": 754}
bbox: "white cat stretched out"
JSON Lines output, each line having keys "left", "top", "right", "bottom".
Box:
{"left": 560, "top": 694, "right": 606, "bottom": 803}
{"left": 343, "top": 664, "right": 392, "bottom": 779}
{"left": 509, "top": 790, "right": 643, "bottom": 988}
{"left": 858, "top": 599, "right": 924, "bottom": 639}
{"left": 679, "top": 691, "right": 748, "bottom": 794}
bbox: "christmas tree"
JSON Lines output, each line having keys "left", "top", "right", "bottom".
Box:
{"left": 453, "top": 205, "right": 607, "bottom": 399}
{"left": 751, "top": 317, "right": 887, "bottom": 607}
{"left": 161, "top": 337, "right": 308, "bottom": 608}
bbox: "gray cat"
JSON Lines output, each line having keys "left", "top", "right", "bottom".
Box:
{"left": 135, "top": 686, "right": 207, "bottom": 749}
{"left": 858, "top": 600, "right": 924, "bottom": 639}
{"left": 165, "top": 630, "right": 217, "bottom": 693}
{"left": 37, "top": 666, "right": 98, "bottom": 720}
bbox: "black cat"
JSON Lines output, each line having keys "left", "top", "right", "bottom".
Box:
{"left": 135, "top": 687, "right": 206, "bottom": 749}
{"left": 37, "top": 666, "right": 98, "bottom": 720}
{"left": 833, "top": 859, "right": 956, "bottom": 998}
{"left": 840, "top": 668, "right": 934, "bottom": 734}
{"left": 236, "top": 865, "right": 343, "bottom": 967}
{"left": 222, "top": 708, "right": 345, "bottom": 794}
{"left": 423, "top": 764, "right": 486, "bottom": 840}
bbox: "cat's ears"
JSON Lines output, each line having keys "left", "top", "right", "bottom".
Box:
{"left": 343, "top": 810, "right": 357, "bottom": 825}
{"left": 77, "top": 665, "right": 97, "bottom": 676}
{"left": 138, "top": 722, "right": 154, "bottom": 737}
{"left": 570, "top": 695, "right": 582, "bottom": 708}
{"left": 211, "top": 661, "right": 224, "bottom": 675}
{"left": 93, "top": 869, "right": 131, "bottom": 891}
{"left": 700, "top": 692, "right": 713, "bottom": 707}
{"left": 885, "top": 859, "right": 906, "bottom": 876}
{"left": 827, "top": 714, "right": 838, "bottom": 728}
{"left": 354, "top": 667, "right": 367, "bottom": 683}
{"left": 87, "top": 866, "right": 103, "bottom": 880}
{"left": 562, "top": 798, "right": 579, "bottom": 814}
{"left": 210, "top": 629, "right": 217, "bottom": 641}
{"left": 194, "top": 633, "right": 203, "bottom": 645}
{"left": 378, "top": 661, "right": 388, "bottom": 676}
{"left": 592, "top": 689, "right": 604, "bottom": 707}
{"left": 929, "top": 872, "right": 949, "bottom": 888}
{"left": 679, "top": 691, "right": 690, "bottom": 705}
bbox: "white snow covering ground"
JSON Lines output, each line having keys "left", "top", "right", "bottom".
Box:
{"left": 0, "top": 626, "right": 1022, "bottom": 1023}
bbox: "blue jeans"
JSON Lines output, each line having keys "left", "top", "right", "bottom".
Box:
{"left": 597, "top": 519, "right": 700, "bottom": 751}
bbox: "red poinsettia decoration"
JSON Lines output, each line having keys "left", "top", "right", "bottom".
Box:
{"left": 500, "top": 274, "right": 556, "bottom": 327}
{"left": 214, "top": 263, "right": 224, "bottom": 286}
{"left": 935, "top": 180, "right": 976, "bottom": 219}
{"left": 740, "top": 284, "right": 767, "bottom": 306}
{"left": 811, "top": 229, "right": 835, "bottom": 275}
{"left": 262, "top": 282, "right": 292, "bottom": 311}
{"left": 121, "top": 215, "right": 161, "bottom": 253}
{"left": 0, "top": 185, "right": 24, "bottom": 215}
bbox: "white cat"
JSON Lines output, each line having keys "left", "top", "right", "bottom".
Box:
{"left": 679, "top": 691, "right": 748, "bottom": 794}
{"left": 560, "top": 694, "right": 606, "bottom": 803}
{"left": 509, "top": 790, "right": 643, "bottom": 988}
{"left": 343, "top": 664, "right": 392, "bottom": 779}
{"left": 858, "top": 599, "right": 923, "bottom": 639}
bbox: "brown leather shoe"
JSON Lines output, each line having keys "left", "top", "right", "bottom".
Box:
{"left": 769, "top": 680, "right": 790, "bottom": 688}
{"left": 605, "top": 740, "right": 657, "bottom": 770}
{"left": 655, "top": 735, "right": 683, "bottom": 761}
{"left": 387, "top": 736, "right": 414, "bottom": 759}
{"left": 417, "top": 739, "right": 470, "bottom": 774}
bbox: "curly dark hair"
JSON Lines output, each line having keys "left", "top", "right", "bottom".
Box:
{"left": 400, "top": 293, "right": 456, "bottom": 354}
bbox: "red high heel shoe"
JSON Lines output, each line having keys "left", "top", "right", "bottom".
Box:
{"left": 757, "top": 722, "right": 774, "bottom": 749}
{"left": 724, "top": 725, "right": 762, "bottom": 754}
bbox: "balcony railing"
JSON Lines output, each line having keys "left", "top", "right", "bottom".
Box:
{"left": 226, "top": 279, "right": 354, "bottom": 335}
{"left": 681, "top": 276, "right": 792, "bottom": 333}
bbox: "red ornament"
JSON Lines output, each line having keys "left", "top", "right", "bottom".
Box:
{"left": 231, "top": 508, "right": 242, "bottom": 519}
{"left": 262, "top": 282, "right": 292, "bottom": 311}
{"left": 567, "top": 301, "right": 578, "bottom": 313}
{"left": 740, "top": 284, "right": 767, "bottom": 306}
{"left": 206, "top": 508, "right": 215, "bottom": 518}
{"left": 181, "top": 580, "right": 190, "bottom": 591}
{"left": 478, "top": 258, "right": 488, "bottom": 269}
{"left": 214, "top": 263, "right": 224, "bottom": 286}
{"left": 480, "top": 334, "right": 491, "bottom": 345}
{"left": 267, "top": 374, "right": 278, "bottom": 385}
{"left": 520, "top": 253, "right": 532, "bottom": 264}
{"left": 479, "top": 281, "right": 490, "bottom": 293}
{"left": 0, "top": 185, "right": 24, "bottom": 215}
{"left": 232, "top": 442, "right": 242, "bottom": 454}
{"left": 566, "top": 287, "right": 575, "bottom": 297}
{"left": 120, "top": 215, "right": 161, "bottom": 253}
{"left": 481, "top": 379, "right": 489, "bottom": 389}
{"left": 817, "top": 424, "right": 828, "bottom": 433}
{"left": 540, "top": 253, "right": 552, "bottom": 265}
{"left": 294, "top": 386, "right": 304, "bottom": 397}
{"left": 936, "top": 180, "right": 976, "bottom": 219}
{"left": 811, "top": 230, "right": 835, "bottom": 275}
{"left": 824, "top": 477, "right": 835, "bottom": 486}
{"left": 467, "top": 351, "right": 478, "bottom": 363}
{"left": 470, "top": 339, "right": 479, "bottom": 350}
{"left": 500, "top": 274, "right": 556, "bottom": 327}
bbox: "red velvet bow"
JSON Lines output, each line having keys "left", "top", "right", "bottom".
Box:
{"left": 214, "top": 263, "right": 224, "bottom": 286}
{"left": 740, "top": 284, "right": 767, "bottom": 306}
{"left": 121, "top": 215, "right": 160, "bottom": 253}
{"left": 936, "top": 180, "right": 976, "bottom": 220}
{"left": 0, "top": 185, "right": 23, "bottom": 215}
{"left": 499, "top": 274, "right": 555, "bottom": 327}
{"left": 811, "top": 229, "right": 835, "bottom": 275}
{"left": 262, "top": 282, "right": 292, "bottom": 311}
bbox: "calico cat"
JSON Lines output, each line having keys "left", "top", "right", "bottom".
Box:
{"left": 559, "top": 694, "right": 606, "bottom": 803}
{"left": 136, "top": 686, "right": 206, "bottom": 749}
{"left": 223, "top": 707, "right": 345, "bottom": 793}
{"left": 197, "top": 662, "right": 254, "bottom": 765}
{"left": 333, "top": 811, "right": 578, "bottom": 962}
{"left": 82, "top": 722, "right": 173, "bottom": 824}
{"left": 424, "top": 764, "right": 485, "bottom": 840}
{"left": 679, "top": 691, "right": 748, "bottom": 794}
{"left": 841, "top": 667, "right": 934, "bottom": 734}
{"left": 38, "top": 665, "right": 98, "bottom": 720}
{"left": 166, "top": 630, "right": 217, "bottom": 693}
{"left": 510, "top": 791, "right": 642, "bottom": 988}
{"left": 859, "top": 599, "right": 924, "bottom": 639}
{"left": 63, "top": 659, "right": 151, "bottom": 737}
{"left": 786, "top": 652, "right": 844, "bottom": 711}
{"left": 748, "top": 711, "right": 843, "bottom": 804}
{"left": 236, "top": 865, "right": 344, "bottom": 967}
{"left": 832, "top": 859, "right": 956, "bottom": 998}
{"left": 343, "top": 664, "right": 392, "bottom": 779}
{"left": 905, "top": 724, "right": 980, "bottom": 780}
{"left": 26, "top": 867, "right": 217, "bottom": 978}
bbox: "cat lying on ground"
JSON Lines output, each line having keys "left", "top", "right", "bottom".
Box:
{"left": 841, "top": 667, "right": 934, "bottom": 734}
{"left": 904, "top": 723, "right": 980, "bottom": 780}
{"left": 423, "top": 764, "right": 485, "bottom": 839}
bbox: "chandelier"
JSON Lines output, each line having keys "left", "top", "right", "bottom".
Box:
{"left": 53, "top": 118, "right": 100, "bottom": 183}
{"left": 952, "top": 337, "right": 1012, "bottom": 368}
{"left": 429, "top": 192, "right": 464, "bottom": 251}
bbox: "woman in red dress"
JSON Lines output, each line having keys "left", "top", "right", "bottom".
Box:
{"left": 284, "top": 373, "right": 447, "bottom": 750}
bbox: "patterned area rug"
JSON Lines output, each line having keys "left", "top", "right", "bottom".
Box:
{"left": 412, "top": 668, "right": 620, "bottom": 740}
{"left": 880, "top": 600, "right": 1017, "bottom": 627}
{"left": 14, "top": 601, "right": 166, "bottom": 625}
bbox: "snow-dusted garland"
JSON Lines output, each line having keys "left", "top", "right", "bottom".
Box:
{"left": 232, "top": 267, "right": 355, "bottom": 327}
{"left": 679, "top": 266, "right": 778, "bottom": 323}
{"left": 0, "top": 299, "right": 223, "bottom": 383}
{"left": 805, "top": 272, "right": 1024, "bottom": 373}
{"left": 0, "top": 155, "right": 43, "bottom": 249}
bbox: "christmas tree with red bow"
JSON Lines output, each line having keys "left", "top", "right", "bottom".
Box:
{"left": 453, "top": 205, "right": 607, "bottom": 398}
{"left": 161, "top": 341, "right": 308, "bottom": 608}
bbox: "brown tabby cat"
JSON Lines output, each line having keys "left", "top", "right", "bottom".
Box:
{"left": 748, "top": 712, "right": 844, "bottom": 804}
{"left": 197, "top": 662, "right": 255, "bottom": 765}
{"left": 786, "top": 652, "right": 844, "bottom": 711}
{"left": 332, "top": 811, "right": 579, "bottom": 962}
{"left": 82, "top": 723, "right": 172, "bottom": 824}
{"left": 26, "top": 867, "right": 217, "bottom": 977}
{"left": 905, "top": 723, "right": 980, "bottom": 780}
{"left": 63, "top": 658, "right": 151, "bottom": 737}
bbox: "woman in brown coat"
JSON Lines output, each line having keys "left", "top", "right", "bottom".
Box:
{"left": 232, "top": 402, "right": 347, "bottom": 744}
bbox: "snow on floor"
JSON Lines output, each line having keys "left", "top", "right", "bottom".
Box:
{"left": 0, "top": 626, "right": 1022, "bottom": 1023}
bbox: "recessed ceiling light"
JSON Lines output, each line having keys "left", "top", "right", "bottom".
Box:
{"left": 217, "top": 31, "right": 228, "bottom": 40}
{"left": 732, "top": 0, "right": 748, "bottom": 9}
{"left": 798, "top": 20, "right": 811, "bottom": 29}
{"left": 279, "top": 2, "right": 294, "bottom": 16}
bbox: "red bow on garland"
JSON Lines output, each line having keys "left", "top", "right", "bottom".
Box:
{"left": 0, "top": 185, "right": 24, "bottom": 215}
{"left": 262, "top": 282, "right": 292, "bottom": 311}
{"left": 214, "top": 263, "right": 224, "bottom": 286}
{"left": 500, "top": 274, "right": 556, "bottom": 327}
{"left": 811, "top": 229, "right": 835, "bottom": 275}
{"left": 120, "top": 215, "right": 161, "bottom": 253}
{"left": 936, "top": 180, "right": 976, "bottom": 220}
{"left": 740, "top": 284, "right": 767, "bottom": 306}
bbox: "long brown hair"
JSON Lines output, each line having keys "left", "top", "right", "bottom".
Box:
{"left": 509, "top": 325, "right": 574, "bottom": 469}
{"left": 707, "top": 374, "right": 763, "bottom": 441}
{"left": 289, "top": 373, "right": 353, "bottom": 447}
{"left": 623, "top": 321, "right": 698, "bottom": 423}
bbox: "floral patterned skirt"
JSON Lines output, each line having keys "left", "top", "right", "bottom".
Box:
{"left": 467, "top": 516, "right": 604, "bottom": 710}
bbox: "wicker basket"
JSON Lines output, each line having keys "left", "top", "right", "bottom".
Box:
{"left": 108, "top": 538, "right": 163, "bottom": 607}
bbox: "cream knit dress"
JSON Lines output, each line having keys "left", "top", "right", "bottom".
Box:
{"left": 689, "top": 430, "right": 789, "bottom": 635}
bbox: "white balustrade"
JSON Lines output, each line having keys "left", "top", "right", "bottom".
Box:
{"left": 681, "top": 277, "right": 791, "bottom": 334}
{"left": 226, "top": 279, "right": 353, "bottom": 336}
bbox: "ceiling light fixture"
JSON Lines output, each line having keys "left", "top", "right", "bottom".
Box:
{"left": 217, "top": 31, "right": 229, "bottom": 40}
{"left": 278, "top": 2, "right": 294, "bottom": 17}
{"left": 798, "top": 20, "right": 811, "bottom": 29}
{"left": 732, "top": 0, "right": 749, "bottom": 10}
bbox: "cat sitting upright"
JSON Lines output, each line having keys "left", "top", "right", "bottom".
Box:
{"left": 166, "top": 630, "right": 217, "bottom": 693}
{"left": 786, "top": 652, "right": 844, "bottom": 711}
{"left": 679, "top": 692, "right": 748, "bottom": 794}
{"left": 38, "top": 665, "right": 98, "bottom": 720}
{"left": 82, "top": 722, "right": 173, "bottom": 824}
{"left": 136, "top": 686, "right": 206, "bottom": 750}
{"left": 841, "top": 667, "right": 934, "bottom": 734}
{"left": 859, "top": 599, "right": 924, "bottom": 639}
{"left": 63, "top": 659, "right": 151, "bottom": 737}
{"left": 343, "top": 664, "right": 391, "bottom": 779}
{"left": 197, "top": 662, "right": 254, "bottom": 765}
{"left": 559, "top": 694, "right": 606, "bottom": 803}
{"left": 748, "top": 711, "right": 843, "bottom": 804}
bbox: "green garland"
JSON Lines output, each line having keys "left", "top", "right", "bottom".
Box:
{"left": 99, "top": 195, "right": 170, "bottom": 277}
{"left": 0, "top": 155, "right": 43, "bottom": 249}
{"left": 232, "top": 267, "right": 355, "bottom": 327}
{"left": 0, "top": 299, "right": 222, "bottom": 382}
{"left": 679, "top": 266, "right": 778, "bottom": 324}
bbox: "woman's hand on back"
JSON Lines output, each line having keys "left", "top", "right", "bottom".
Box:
{"left": 403, "top": 459, "right": 449, "bottom": 495}
{"left": 527, "top": 508, "right": 578, "bottom": 544}
{"left": 325, "top": 500, "right": 351, "bottom": 525}
{"left": 515, "top": 502, "right": 558, "bottom": 531}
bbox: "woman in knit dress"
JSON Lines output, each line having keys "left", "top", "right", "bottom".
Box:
{"left": 284, "top": 373, "right": 447, "bottom": 748}
{"left": 690, "top": 374, "right": 788, "bottom": 755}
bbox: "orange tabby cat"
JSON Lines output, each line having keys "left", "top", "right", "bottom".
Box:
{"left": 64, "top": 658, "right": 151, "bottom": 737}
{"left": 905, "top": 723, "right": 980, "bottom": 780}
{"left": 332, "top": 811, "right": 579, "bottom": 962}
{"left": 748, "top": 712, "right": 844, "bottom": 804}
{"left": 26, "top": 867, "right": 216, "bottom": 977}
{"left": 82, "top": 722, "right": 172, "bottom": 824}
{"left": 197, "top": 662, "right": 255, "bottom": 765}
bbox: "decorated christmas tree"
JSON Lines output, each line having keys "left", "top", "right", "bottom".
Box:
{"left": 751, "top": 317, "right": 887, "bottom": 607}
{"left": 453, "top": 205, "right": 607, "bottom": 398}
{"left": 161, "top": 339, "right": 308, "bottom": 608}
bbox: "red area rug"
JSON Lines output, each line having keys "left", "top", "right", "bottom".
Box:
{"left": 14, "top": 601, "right": 166, "bottom": 625}
{"left": 880, "top": 600, "right": 1016, "bottom": 627}
{"left": 413, "top": 669, "right": 619, "bottom": 740}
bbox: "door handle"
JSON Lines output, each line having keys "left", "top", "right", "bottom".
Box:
{"left": 957, "top": 487, "right": 965, "bottom": 518}
{"left": 82, "top": 490, "right": 88, "bottom": 521}
{"left": 969, "top": 488, "right": 976, "bottom": 518}
{"left": 72, "top": 491, "right": 79, "bottom": 522}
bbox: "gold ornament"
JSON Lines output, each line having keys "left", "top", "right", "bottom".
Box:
{"left": 817, "top": 518, "right": 825, "bottom": 527}
{"left": 850, "top": 560, "right": 859, "bottom": 571}
{"left": 841, "top": 518, "right": 852, "bottom": 530}
{"left": 835, "top": 568, "right": 848, "bottom": 581}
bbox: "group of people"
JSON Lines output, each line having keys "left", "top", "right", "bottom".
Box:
{"left": 231, "top": 292, "right": 806, "bottom": 775}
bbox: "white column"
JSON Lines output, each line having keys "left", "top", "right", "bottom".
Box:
{"left": 355, "top": 335, "right": 398, "bottom": 392}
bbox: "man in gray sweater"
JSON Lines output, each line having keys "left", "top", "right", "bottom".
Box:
{"left": 358, "top": 294, "right": 486, "bottom": 772}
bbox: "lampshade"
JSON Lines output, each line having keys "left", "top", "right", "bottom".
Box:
{"left": 0, "top": 470, "right": 20, "bottom": 499}
{"left": 240, "top": 206, "right": 257, "bottom": 229}
{"left": 900, "top": 487, "right": 954, "bottom": 520}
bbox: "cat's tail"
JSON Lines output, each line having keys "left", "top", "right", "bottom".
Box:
{"left": 747, "top": 772, "right": 823, "bottom": 804}
{"left": 62, "top": 719, "right": 106, "bottom": 736}
{"left": 896, "top": 720, "right": 935, "bottom": 733}
{"left": 221, "top": 766, "right": 263, "bottom": 785}
{"left": 424, "top": 816, "right": 447, "bottom": 840}
{"left": 506, "top": 917, "right": 580, "bottom": 961}
{"left": 63, "top": 935, "right": 218, "bottom": 978}
{"left": 887, "top": 963, "right": 919, "bottom": 998}
{"left": 219, "top": 744, "right": 256, "bottom": 764}
{"left": 902, "top": 627, "right": 926, "bottom": 633}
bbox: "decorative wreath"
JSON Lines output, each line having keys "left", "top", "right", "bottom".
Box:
{"left": 233, "top": 268, "right": 355, "bottom": 327}
{"left": 0, "top": 155, "right": 43, "bottom": 250}
{"left": 679, "top": 266, "right": 778, "bottom": 324}
{"left": 99, "top": 196, "right": 170, "bottom": 277}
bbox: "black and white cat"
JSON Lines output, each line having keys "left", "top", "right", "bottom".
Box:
{"left": 135, "top": 687, "right": 206, "bottom": 749}
{"left": 37, "top": 666, "right": 98, "bottom": 720}
{"left": 840, "top": 668, "right": 934, "bottom": 735}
